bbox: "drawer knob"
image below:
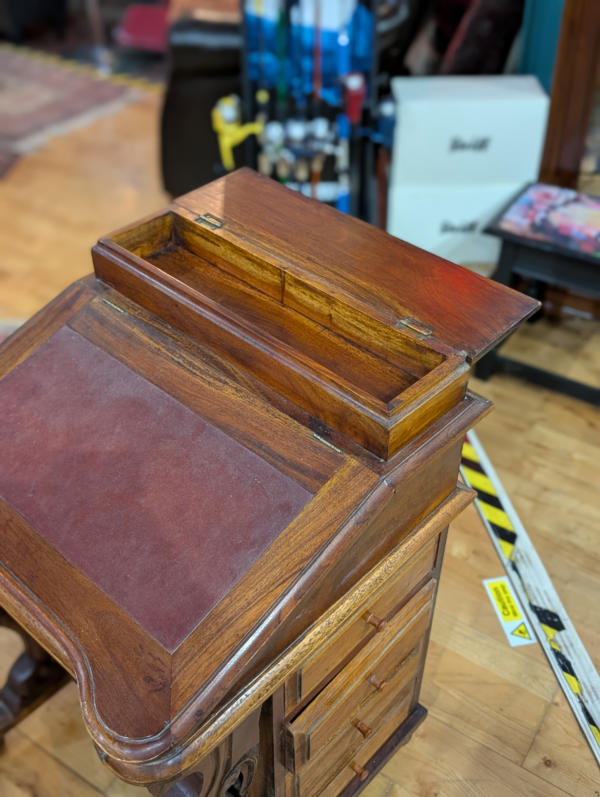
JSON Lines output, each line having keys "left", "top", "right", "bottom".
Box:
{"left": 368, "top": 673, "right": 388, "bottom": 692}
{"left": 354, "top": 720, "right": 373, "bottom": 739}
{"left": 366, "top": 613, "right": 387, "bottom": 632}
{"left": 349, "top": 761, "right": 370, "bottom": 781}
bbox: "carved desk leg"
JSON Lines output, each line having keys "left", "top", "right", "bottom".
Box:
{"left": 149, "top": 744, "right": 260, "bottom": 797}
{"left": 0, "top": 608, "right": 69, "bottom": 746}
{"left": 157, "top": 772, "right": 207, "bottom": 797}
{"left": 148, "top": 708, "right": 261, "bottom": 797}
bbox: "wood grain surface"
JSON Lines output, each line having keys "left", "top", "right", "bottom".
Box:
{"left": 0, "top": 89, "right": 597, "bottom": 797}
{"left": 92, "top": 207, "right": 474, "bottom": 459}
{"left": 173, "top": 170, "right": 539, "bottom": 362}
{"left": 0, "top": 276, "right": 382, "bottom": 763}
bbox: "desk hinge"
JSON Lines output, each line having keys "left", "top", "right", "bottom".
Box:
{"left": 313, "top": 433, "right": 344, "bottom": 454}
{"left": 195, "top": 213, "right": 225, "bottom": 230}
{"left": 395, "top": 316, "right": 434, "bottom": 337}
{"left": 101, "top": 298, "right": 125, "bottom": 314}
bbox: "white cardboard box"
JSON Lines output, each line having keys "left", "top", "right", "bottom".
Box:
{"left": 387, "top": 182, "right": 525, "bottom": 266}
{"left": 390, "top": 76, "right": 549, "bottom": 188}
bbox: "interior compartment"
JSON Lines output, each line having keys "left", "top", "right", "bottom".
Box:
{"left": 108, "top": 212, "right": 445, "bottom": 412}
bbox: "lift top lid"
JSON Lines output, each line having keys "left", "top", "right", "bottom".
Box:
{"left": 173, "top": 169, "right": 537, "bottom": 363}
{"left": 93, "top": 169, "right": 539, "bottom": 459}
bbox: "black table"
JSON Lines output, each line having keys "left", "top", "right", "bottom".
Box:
{"left": 475, "top": 182, "right": 600, "bottom": 405}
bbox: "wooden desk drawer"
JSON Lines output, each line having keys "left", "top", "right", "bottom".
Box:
{"left": 285, "top": 538, "right": 438, "bottom": 714}
{"left": 314, "top": 687, "right": 415, "bottom": 797}
{"left": 294, "top": 678, "right": 415, "bottom": 797}
{"left": 285, "top": 579, "right": 434, "bottom": 773}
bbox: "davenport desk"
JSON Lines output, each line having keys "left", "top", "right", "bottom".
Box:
{"left": 0, "top": 170, "right": 537, "bottom": 797}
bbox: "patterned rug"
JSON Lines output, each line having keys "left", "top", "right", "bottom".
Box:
{"left": 0, "top": 45, "right": 134, "bottom": 156}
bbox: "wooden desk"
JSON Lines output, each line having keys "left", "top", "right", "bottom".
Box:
{"left": 0, "top": 170, "right": 537, "bottom": 797}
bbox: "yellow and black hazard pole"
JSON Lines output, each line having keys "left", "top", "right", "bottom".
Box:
{"left": 461, "top": 440, "right": 517, "bottom": 561}
{"left": 461, "top": 431, "right": 600, "bottom": 761}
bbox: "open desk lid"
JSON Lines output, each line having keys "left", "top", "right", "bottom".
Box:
{"left": 93, "top": 169, "right": 539, "bottom": 460}
{"left": 173, "top": 169, "right": 539, "bottom": 363}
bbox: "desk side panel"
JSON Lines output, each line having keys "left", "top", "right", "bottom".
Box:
{"left": 214, "top": 393, "right": 490, "bottom": 708}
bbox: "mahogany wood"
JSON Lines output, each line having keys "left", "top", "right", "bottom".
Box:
{"left": 284, "top": 537, "right": 438, "bottom": 718}
{"left": 0, "top": 171, "right": 537, "bottom": 796}
{"left": 349, "top": 763, "right": 369, "bottom": 782}
{"left": 336, "top": 704, "right": 428, "bottom": 797}
{"left": 283, "top": 581, "right": 435, "bottom": 773}
{"left": 170, "top": 171, "right": 538, "bottom": 358}
{"left": 353, "top": 722, "right": 372, "bottom": 740}
{"left": 71, "top": 487, "right": 476, "bottom": 788}
{"left": 365, "top": 616, "right": 387, "bottom": 633}
{"left": 368, "top": 675, "right": 387, "bottom": 694}
{"left": 294, "top": 684, "right": 415, "bottom": 797}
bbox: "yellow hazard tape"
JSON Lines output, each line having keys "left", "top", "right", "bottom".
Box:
{"left": 477, "top": 501, "right": 514, "bottom": 533}
{"left": 461, "top": 466, "right": 497, "bottom": 497}
{"left": 540, "top": 623, "right": 562, "bottom": 651}
{"left": 497, "top": 538, "right": 515, "bottom": 560}
{"left": 461, "top": 433, "right": 600, "bottom": 765}
{"left": 462, "top": 441, "right": 479, "bottom": 463}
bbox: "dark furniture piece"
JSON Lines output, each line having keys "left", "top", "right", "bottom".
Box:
{"left": 161, "top": 7, "right": 243, "bottom": 196}
{"left": 440, "top": 0, "right": 525, "bottom": 75}
{"left": 475, "top": 184, "right": 600, "bottom": 405}
{"left": 0, "top": 0, "right": 66, "bottom": 40}
{"left": 0, "top": 169, "right": 536, "bottom": 796}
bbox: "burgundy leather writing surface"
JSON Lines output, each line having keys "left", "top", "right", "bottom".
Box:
{"left": 0, "top": 326, "right": 311, "bottom": 651}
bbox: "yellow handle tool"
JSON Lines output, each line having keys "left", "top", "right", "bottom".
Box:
{"left": 212, "top": 96, "right": 264, "bottom": 172}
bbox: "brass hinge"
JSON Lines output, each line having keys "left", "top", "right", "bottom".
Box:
{"left": 312, "top": 433, "right": 344, "bottom": 454}
{"left": 195, "top": 213, "right": 225, "bottom": 230}
{"left": 101, "top": 298, "right": 125, "bottom": 314}
{"left": 395, "top": 316, "right": 434, "bottom": 337}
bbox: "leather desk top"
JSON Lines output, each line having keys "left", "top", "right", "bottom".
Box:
{"left": 0, "top": 326, "right": 311, "bottom": 652}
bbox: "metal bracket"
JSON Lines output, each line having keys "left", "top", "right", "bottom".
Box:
{"left": 395, "top": 317, "right": 434, "bottom": 338}
{"left": 312, "top": 433, "right": 344, "bottom": 454}
{"left": 101, "top": 298, "right": 125, "bottom": 314}
{"left": 195, "top": 213, "right": 225, "bottom": 230}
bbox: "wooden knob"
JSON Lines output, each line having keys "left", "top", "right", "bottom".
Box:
{"left": 354, "top": 720, "right": 372, "bottom": 739}
{"left": 349, "top": 761, "right": 369, "bottom": 781}
{"left": 366, "top": 613, "right": 387, "bottom": 632}
{"left": 368, "top": 673, "right": 388, "bottom": 692}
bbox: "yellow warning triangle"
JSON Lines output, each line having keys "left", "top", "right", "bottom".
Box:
{"left": 512, "top": 622, "right": 531, "bottom": 640}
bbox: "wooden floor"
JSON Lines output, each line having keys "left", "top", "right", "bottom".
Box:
{"left": 0, "top": 91, "right": 169, "bottom": 324}
{"left": 0, "top": 90, "right": 599, "bottom": 797}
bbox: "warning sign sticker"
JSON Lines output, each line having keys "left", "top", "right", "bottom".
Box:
{"left": 511, "top": 622, "right": 532, "bottom": 640}
{"left": 483, "top": 577, "right": 537, "bottom": 648}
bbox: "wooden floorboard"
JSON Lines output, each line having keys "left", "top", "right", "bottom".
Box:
{"left": 0, "top": 90, "right": 599, "bottom": 796}
{"left": 0, "top": 91, "right": 169, "bottom": 323}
